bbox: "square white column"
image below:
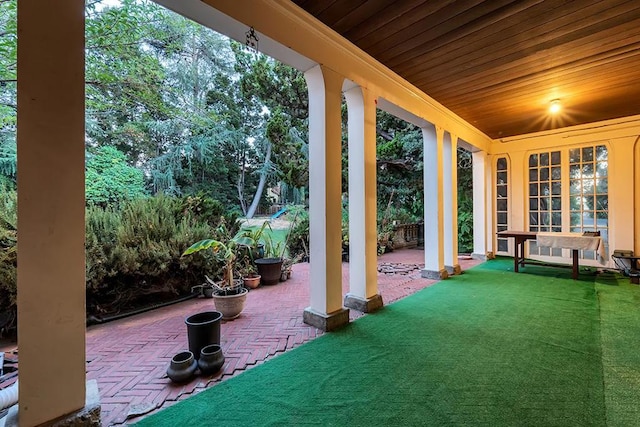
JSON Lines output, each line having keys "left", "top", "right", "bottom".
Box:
{"left": 472, "top": 151, "right": 492, "bottom": 260}
{"left": 343, "top": 85, "right": 383, "bottom": 313}
{"left": 443, "top": 133, "right": 460, "bottom": 274}
{"left": 422, "top": 125, "right": 448, "bottom": 279}
{"left": 17, "top": 0, "right": 88, "bottom": 425}
{"left": 303, "top": 65, "right": 349, "bottom": 331}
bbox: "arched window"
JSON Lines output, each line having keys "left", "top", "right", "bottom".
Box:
{"left": 495, "top": 157, "right": 509, "bottom": 254}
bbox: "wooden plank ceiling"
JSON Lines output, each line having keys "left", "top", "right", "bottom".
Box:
{"left": 291, "top": 0, "right": 640, "bottom": 139}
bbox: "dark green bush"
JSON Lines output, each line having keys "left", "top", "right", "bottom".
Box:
{"left": 85, "top": 194, "right": 235, "bottom": 317}
{"left": 0, "top": 184, "right": 16, "bottom": 335}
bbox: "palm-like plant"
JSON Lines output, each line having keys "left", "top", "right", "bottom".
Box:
{"left": 182, "top": 225, "right": 255, "bottom": 294}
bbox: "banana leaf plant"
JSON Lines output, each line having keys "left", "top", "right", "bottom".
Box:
{"left": 182, "top": 233, "right": 255, "bottom": 295}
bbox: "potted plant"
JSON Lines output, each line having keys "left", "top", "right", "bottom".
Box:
{"left": 182, "top": 227, "right": 254, "bottom": 320}
{"left": 254, "top": 234, "right": 284, "bottom": 286}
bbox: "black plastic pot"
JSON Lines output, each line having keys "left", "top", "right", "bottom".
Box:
{"left": 185, "top": 311, "right": 222, "bottom": 360}
{"left": 255, "top": 257, "right": 283, "bottom": 285}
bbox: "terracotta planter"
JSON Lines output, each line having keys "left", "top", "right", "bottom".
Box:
{"left": 212, "top": 287, "right": 248, "bottom": 320}
{"left": 243, "top": 275, "right": 261, "bottom": 289}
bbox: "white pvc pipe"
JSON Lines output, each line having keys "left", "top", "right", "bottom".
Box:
{"left": 0, "top": 380, "right": 18, "bottom": 411}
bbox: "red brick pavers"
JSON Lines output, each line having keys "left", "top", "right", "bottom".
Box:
{"left": 3, "top": 249, "right": 481, "bottom": 426}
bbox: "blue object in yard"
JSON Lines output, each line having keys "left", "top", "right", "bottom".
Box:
{"left": 271, "top": 207, "right": 287, "bottom": 219}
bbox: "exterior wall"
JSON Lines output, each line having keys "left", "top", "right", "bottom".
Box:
{"left": 489, "top": 116, "right": 640, "bottom": 266}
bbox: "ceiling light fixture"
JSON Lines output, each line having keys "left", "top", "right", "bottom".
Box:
{"left": 549, "top": 99, "right": 562, "bottom": 114}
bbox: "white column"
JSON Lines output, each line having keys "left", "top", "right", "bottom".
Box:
{"left": 422, "top": 125, "right": 448, "bottom": 279}
{"left": 303, "top": 65, "right": 349, "bottom": 331}
{"left": 472, "top": 151, "right": 490, "bottom": 259}
{"left": 343, "top": 85, "right": 383, "bottom": 313}
{"left": 443, "top": 132, "right": 460, "bottom": 274}
{"left": 16, "top": 1, "right": 87, "bottom": 425}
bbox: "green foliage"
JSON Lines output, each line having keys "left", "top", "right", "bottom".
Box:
{"left": 287, "top": 208, "right": 310, "bottom": 260}
{"left": 84, "top": 195, "right": 231, "bottom": 318}
{"left": 0, "top": 183, "right": 16, "bottom": 335}
{"left": 458, "top": 148, "right": 474, "bottom": 253}
{"left": 86, "top": 146, "right": 147, "bottom": 207}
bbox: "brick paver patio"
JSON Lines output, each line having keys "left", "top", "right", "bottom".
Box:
{"left": 1, "top": 248, "right": 480, "bottom": 426}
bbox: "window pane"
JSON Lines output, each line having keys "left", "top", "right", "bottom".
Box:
{"left": 552, "top": 212, "right": 561, "bottom": 225}
{"left": 584, "top": 195, "right": 594, "bottom": 210}
{"left": 552, "top": 181, "right": 561, "bottom": 195}
{"left": 540, "top": 182, "right": 549, "bottom": 196}
{"left": 497, "top": 185, "right": 507, "bottom": 197}
{"left": 529, "top": 198, "right": 538, "bottom": 210}
{"left": 540, "top": 197, "right": 549, "bottom": 211}
{"left": 497, "top": 212, "right": 507, "bottom": 225}
{"left": 540, "top": 167, "right": 549, "bottom": 181}
{"left": 552, "top": 197, "right": 561, "bottom": 210}
{"left": 497, "top": 199, "right": 507, "bottom": 211}
{"left": 551, "top": 167, "right": 561, "bottom": 180}
{"left": 497, "top": 157, "right": 507, "bottom": 170}
{"left": 595, "top": 178, "right": 607, "bottom": 194}
{"left": 529, "top": 212, "right": 538, "bottom": 225}
{"left": 551, "top": 151, "right": 561, "bottom": 165}
{"left": 596, "top": 195, "right": 608, "bottom": 210}
{"left": 529, "top": 168, "right": 538, "bottom": 182}
{"left": 570, "top": 196, "right": 582, "bottom": 210}
{"left": 570, "top": 164, "right": 581, "bottom": 178}
{"left": 529, "top": 183, "right": 538, "bottom": 196}
{"left": 582, "top": 147, "right": 593, "bottom": 162}
{"left": 498, "top": 239, "right": 508, "bottom": 252}
{"left": 596, "top": 145, "right": 608, "bottom": 161}
{"left": 540, "top": 152, "right": 549, "bottom": 166}
{"left": 596, "top": 161, "right": 608, "bottom": 178}
{"left": 569, "top": 148, "right": 580, "bottom": 163}
{"left": 529, "top": 154, "right": 538, "bottom": 167}
{"left": 570, "top": 212, "right": 581, "bottom": 226}
{"left": 582, "top": 163, "right": 594, "bottom": 175}
{"left": 540, "top": 212, "right": 550, "bottom": 225}
{"left": 583, "top": 211, "right": 594, "bottom": 226}
{"left": 497, "top": 171, "right": 507, "bottom": 184}
{"left": 570, "top": 179, "right": 581, "bottom": 195}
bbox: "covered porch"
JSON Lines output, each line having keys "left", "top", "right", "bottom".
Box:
{"left": 12, "top": 0, "right": 640, "bottom": 425}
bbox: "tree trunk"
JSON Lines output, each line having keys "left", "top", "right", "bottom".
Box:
{"left": 246, "top": 143, "right": 271, "bottom": 219}
{"left": 237, "top": 148, "right": 248, "bottom": 216}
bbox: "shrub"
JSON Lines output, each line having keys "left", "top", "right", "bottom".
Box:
{"left": 0, "top": 184, "right": 16, "bottom": 335}
{"left": 85, "top": 194, "right": 233, "bottom": 317}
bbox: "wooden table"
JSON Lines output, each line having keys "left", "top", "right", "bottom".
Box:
{"left": 497, "top": 231, "right": 603, "bottom": 279}
{"left": 496, "top": 231, "right": 537, "bottom": 274}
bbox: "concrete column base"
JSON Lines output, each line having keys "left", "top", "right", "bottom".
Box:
{"left": 3, "top": 380, "right": 100, "bottom": 427}
{"left": 303, "top": 307, "right": 349, "bottom": 332}
{"left": 343, "top": 293, "right": 383, "bottom": 313}
{"left": 471, "top": 253, "right": 487, "bottom": 261}
{"left": 445, "top": 264, "right": 462, "bottom": 275}
{"left": 421, "top": 269, "right": 449, "bottom": 280}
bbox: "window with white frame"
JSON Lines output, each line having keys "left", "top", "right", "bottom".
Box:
{"left": 569, "top": 145, "right": 608, "bottom": 259}
{"left": 496, "top": 157, "right": 509, "bottom": 253}
{"left": 528, "top": 151, "right": 562, "bottom": 257}
{"left": 525, "top": 145, "right": 608, "bottom": 260}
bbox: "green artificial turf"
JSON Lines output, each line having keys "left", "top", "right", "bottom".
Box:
{"left": 136, "top": 258, "right": 640, "bottom": 426}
